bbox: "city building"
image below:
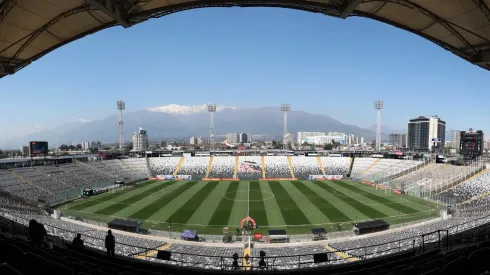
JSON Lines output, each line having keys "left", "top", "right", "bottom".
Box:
{"left": 451, "top": 130, "right": 461, "bottom": 152}
{"left": 20, "top": 146, "right": 29, "bottom": 156}
{"left": 407, "top": 116, "right": 446, "bottom": 152}
{"left": 197, "top": 137, "right": 205, "bottom": 146}
{"left": 82, "top": 141, "right": 90, "bottom": 150}
{"left": 389, "top": 133, "right": 407, "bottom": 147}
{"left": 297, "top": 132, "right": 325, "bottom": 144}
{"left": 132, "top": 127, "right": 149, "bottom": 151}
{"left": 90, "top": 141, "right": 102, "bottom": 149}
{"left": 189, "top": 137, "right": 197, "bottom": 145}
{"left": 226, "top": 133, "right": 239, "bottom": 144}
{"left": 239, "top": 133, "right": 248, "bottom": 144}
{"left": 305, "top": 135, "right": 344, "bottom": 146}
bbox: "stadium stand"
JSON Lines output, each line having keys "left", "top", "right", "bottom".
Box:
{"left": 208, "top": 157, "right": 235, "bottom": 178}
{"left": 177, "top": 157, "right": 209, "bottom": 180}
{"left": 291, "top": 157, "right": 323, "bottom": 179}
{"left": 263, "top": 156, "right": 293, "bottom": 178}
{"left": 148, "top": 157, "right": 181, "bottom": 177}
{"left": 321, "top": 157, "right": 350, "bottom": 176}
{"left": 121, "top": 158, "right": 151, "bottom": 179}
{"left": 237, "top": 156, "right": 263, "bottom": 179}
{"left": 350, "top": 158, "right": 378, "bottom": 177}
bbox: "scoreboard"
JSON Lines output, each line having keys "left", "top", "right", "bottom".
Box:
{"left": 460, "top": 130, "right": 484, "bottom": 158}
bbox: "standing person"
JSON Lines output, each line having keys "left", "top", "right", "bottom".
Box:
{"left": 105, "top": 230, "right": 115, "bottom": 257}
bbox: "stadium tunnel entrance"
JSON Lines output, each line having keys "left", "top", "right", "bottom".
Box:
{"left": 0, "top": 0, "right": 489, "bottom": 78}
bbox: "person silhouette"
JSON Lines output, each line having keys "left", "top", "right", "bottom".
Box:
{"left": 105, "top": 230, "right": 115, "bottom": 256}
{"left": 72, "top": 233, "right": 84, "bottom": 249}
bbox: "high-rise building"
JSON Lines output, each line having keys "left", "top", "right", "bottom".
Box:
{"left": 389, "top": 133, "right": 407, "bottom": 147}
{"left": 81, "top": 141, "right": 90, "bottom": 150}
{"left": 407, "top": 116, "right": 446, "bottom": 152}
{"left": 239, "top": 133, "right": 248, "bottom": 143}
{"left": 197, "top": 137, "right": 205, "bottom": 146}
{"left": 189, "top": 137, "right": 197, "bottom": 145}
{"left": 132, "top": 127, "right": 149, "bottom": 151}
{"left": 297, "top": 132, "right": 325, "bottom": 145}
{"left": 451, "top": 130, "right": 461, "bottom": 152}
{"left": 226, "top": 133, "right": 239, "bottom": 144}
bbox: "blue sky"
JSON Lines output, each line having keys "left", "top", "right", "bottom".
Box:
{"left": 0, "top": 7, "right": 488, "bottom": 144}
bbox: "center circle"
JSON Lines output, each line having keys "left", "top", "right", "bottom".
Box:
{"left": 223, "top": 190, "right": 274, "bottom": 201}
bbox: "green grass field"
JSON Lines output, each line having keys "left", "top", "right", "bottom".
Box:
{"left": 60, "top": 180, "right": 442, "bottom": 234}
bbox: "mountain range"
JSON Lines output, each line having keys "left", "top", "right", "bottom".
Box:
{"left": 8, "top": 104, "right": 397, "bottom": 148}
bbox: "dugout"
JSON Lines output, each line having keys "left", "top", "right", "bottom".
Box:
{"left": 108, "top": 219, "right": 142, "bottom": 233}
{"left": 353, "top": 220, "right": 390, "bottom": 235}
{"left": 268, "top": 229, "right": 289, "bottom": 243}
{"left": 311, "top": 228, "right": 326, "bottom": 241}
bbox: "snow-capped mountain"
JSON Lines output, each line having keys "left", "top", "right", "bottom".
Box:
{"left": 147, "top": 104, "right": 237, "bottom": 115}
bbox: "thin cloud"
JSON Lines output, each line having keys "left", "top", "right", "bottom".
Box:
{"left": 76, "top": 118, "right": 91, "bottom": 123}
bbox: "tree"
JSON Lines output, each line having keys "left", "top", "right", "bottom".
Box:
{"left": 125, "top": 143, "right": 133, "bottom": 151}
{"left": 0, "top": 149, "right": 3, "bottom": 157}
{"left": 89, "top": 148, "right": 99, "bottom": 154}
{"left": 76, "top": 144, "right": 82, "bottom": 150}
{"left": 323, "top": 143, "right": 333, "bottom": 150}
{"left": 59, "top": 144, "right": 68, "bottom": 151}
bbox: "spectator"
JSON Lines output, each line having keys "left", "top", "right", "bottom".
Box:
{"left": 37, "top": 222, "right": 47, "bottom": 246}
{"left": 28, "top": 219, "right": 38, "bottom": 246}
{"left": 72, "top": 233, "right": 84, "bottom": 249}
{"left": 105, "top": 230, "right": 115, "bottom": 256}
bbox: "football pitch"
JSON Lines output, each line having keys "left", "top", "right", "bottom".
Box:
{"left": 60, "top": 180, "right": 442, "bottom": 234}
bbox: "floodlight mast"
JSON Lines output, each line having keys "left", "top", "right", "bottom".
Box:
{"left": 117, "top": 100, "right": 125, "bottom": 151}
{"left": 374, "top": 100, "right": 384, "bottom": 152}
{"left": 281, "top": 104, "right": 290, "bottom": 151}
{"left": 208, "top": 104, "right": 217, "bottom": 151}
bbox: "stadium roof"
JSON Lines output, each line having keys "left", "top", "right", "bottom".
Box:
{"left": 1, "top": 0, "right": 490, "bottom": 78}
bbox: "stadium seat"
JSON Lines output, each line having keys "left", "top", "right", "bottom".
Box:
{"left": 420, "top": 268, "right": 442, "bottom": 275}
{"left": 0, "top": 263, "right": 23, "bottom": 275}
{"left": 48, "top": 261, "right": 75, "bottom": 275}
{"left": 442, "top": 257, "right": 470, "bottom": 275}
{"left": 397, "top": 266, "right": 419, "bottom": 275}
{"left": 420, "top": 259, "right": 443, "bottom": 274}
{"left": 23, "top": 252, "right": 48, "bottom": 275}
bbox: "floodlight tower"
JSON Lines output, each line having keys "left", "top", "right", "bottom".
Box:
{"left": 117, "top": 100, "right": 125, "bottom": 151}
{"left": 208, "top": 104, "right": 216, "bottom": 151}
{"left": 374, "top": 100, "right": 384, "bottom": 152}
{"left": 281, "top": 104, "right": 290, "bottom": 151}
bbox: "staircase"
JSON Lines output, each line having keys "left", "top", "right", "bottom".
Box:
{"left": 287, "top": 156, "right": 295, "bottom": 178}
{"left": 205, "top": 156, "right": 214, "bottom": 178}
{"left": 243, "top": 245, "right": 251, "bottom": 270}
{"left": 173, "top": 157, "right": 185, "bottom": 177}
{"left": 233, "top": 155, "right": 239, "bottom": 178}
{"left": 325, "top": 244, "right": 358, "bottom": 262}
{"left": 261, "top": 155, "right": 266, "bottom": 179}
{"left": 317, "top": 156, "right": 326, "bottom": 175}
{"left": 145, "top": 157, "right": 152, "bottom": 178}
{"left": 361, "top": 158, "right": 382, "bottom": 175}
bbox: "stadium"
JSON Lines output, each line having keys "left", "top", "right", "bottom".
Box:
{"left": 1, "top": 1, "right": 490, "bottom": 275}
